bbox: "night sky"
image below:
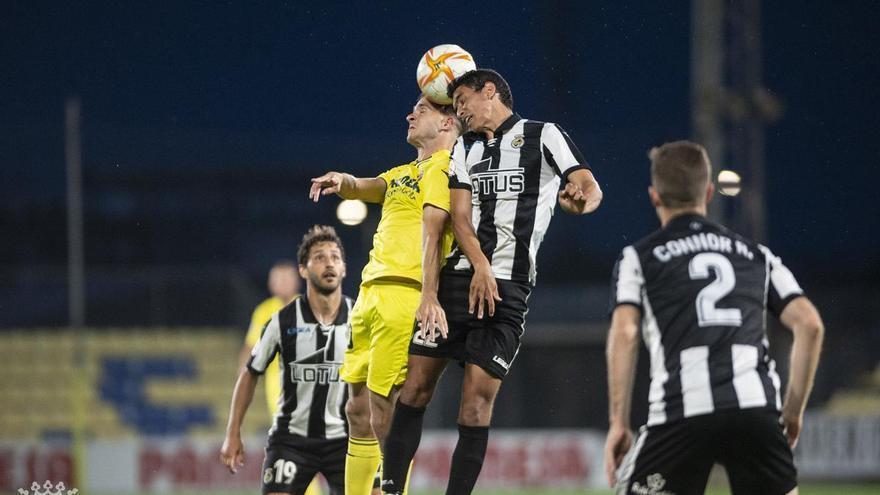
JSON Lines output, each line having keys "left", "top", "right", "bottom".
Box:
{"left": 2, "top": 1, "right": 878, "bottom": 284}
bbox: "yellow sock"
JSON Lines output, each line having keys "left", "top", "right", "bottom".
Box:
{"left": 304, "top": 476, "right": 323, "bottom": 495}
{"left": 346, "top": 436, "right": 382, "bottom": 495}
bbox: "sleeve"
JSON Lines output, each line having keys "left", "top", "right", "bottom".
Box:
{"left": 541, "top": 124, "right": 590, "bottom": 182}
{"left": 448, "top": 139, "right": 472, "bottom": 191}
{"left": 247, "top": 310, "right": 281, "bottom": 374}
{"left": 421, "top": 154, "right": 452, "bottom": 213}
{"left": 245, "top": 299, "right": 272, "bottom": 347}
{"left": 608, "top": 246, "right": 644, "bottom": 314}
{"left": 759, "top": 245, "right": 805, "bottom": 317}
{"left": 377, "top": 166, "right": 397, "bottom": 187}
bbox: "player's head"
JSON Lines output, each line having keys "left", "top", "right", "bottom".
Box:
{"left": 448, "top": 69, "right": 514, "bottom": 132}
{"left": 648, "top": 140, "right": 714, "bottom": 211}
{"left": 267, "top": 260, "right": 300, "bottom": 301}
{"left": 406, "top": 96, "right": 462, "bottom": 148}
{"left": 296, "top": 225, "right": 346, "bottom": 295}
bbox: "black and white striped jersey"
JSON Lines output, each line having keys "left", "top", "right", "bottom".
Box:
{"left": 446, "top": 113, "right": 590, "bottom": 285}
{"left": 610, "top": 214, "right": 804, "bottom": 427}
{"left": 248, "top": 294, "right": 353, "bottom": 443}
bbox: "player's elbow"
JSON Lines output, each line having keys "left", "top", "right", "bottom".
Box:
{"left": 799, "top": 314, "right": 824, "bottom": 343}
{"left": 606, "top": 322, "right": 639, "bottom": 357}
{"left": 785, "top": 297, "right": 825, "bottom": 344}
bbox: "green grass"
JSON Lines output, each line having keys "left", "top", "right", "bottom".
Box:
{"left": 114, "top": 484, "right": 880, "bottom": 495}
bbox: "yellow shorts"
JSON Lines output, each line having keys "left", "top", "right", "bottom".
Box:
{"left": 340, "top": 279, "right": 420, "bottom": 397}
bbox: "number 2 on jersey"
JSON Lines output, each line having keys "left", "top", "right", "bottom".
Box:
{"left": 688, "top": 253, "right": 743, "bottom": 327}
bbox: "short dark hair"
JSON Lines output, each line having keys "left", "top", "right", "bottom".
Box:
{"left": 649, "top": 140, "right": 712, "bottom": 208}
{"left": 448, "top": 69, "right": 514, "bottom": 109}
{"left": 417, "top": 95, "right": 463, "bottom": 133}
{"left": 297, "top": 225, "right": 345, "bottom": 266}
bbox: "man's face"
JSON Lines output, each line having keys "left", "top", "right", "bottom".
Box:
{"left": 301, "top": 241, "right": 345, "bottom": 295}
{"left": 452, "top": 84, "right": 493, "bottom": 132}
{"left": 406, "top": 97, "right": 446, "bottom": 145}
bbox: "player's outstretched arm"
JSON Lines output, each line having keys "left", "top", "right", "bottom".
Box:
{"left": 417, "top": 204, "right": 450, "bottom": 342}
{"left": 450, "top": 188, "right": 501, "bottom": 319}
{"left": 779, "top": 296, "right": 824, "bottom": 449}
{"left": 604, "top": 304, "right": 641, "bottom": 487}
{"left": 220, "top": 367, "right": 259, "bottom": 474}
{"left": 309, "top": 172, "right": 387, "bottom": 204}
{"left": 559, "top": 169, "right": 603, "bottom": 215}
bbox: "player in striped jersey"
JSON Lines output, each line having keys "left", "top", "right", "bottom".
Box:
{"left": 309, "top": 96, "right": 461, "bottom": 495}
{"left": 382, "top": 69, "right": 603, "bottom": 495}
{"left": 221, "top": 226, "right": 354, "bottom": 495}
{"left": 604, "top": 141, "right": 824, "bottom": 495}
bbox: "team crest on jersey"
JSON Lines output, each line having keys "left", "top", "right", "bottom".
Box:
{"left": 510, "top": 134, "right": 525, "bottom": 148}
{"left": 263, "top": 468, "right": 274, "bottom": 484}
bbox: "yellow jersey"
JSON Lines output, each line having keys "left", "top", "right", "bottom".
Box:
{"left": 360, "top": 149, "right": 454, "bottom": 284}
{"left": 245, "top": 296, "right": 286, "bottom": 415}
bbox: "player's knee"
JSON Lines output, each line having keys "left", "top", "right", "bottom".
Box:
{"left": 345, "top": 396, "right": 371, "bottom": 435}
{"left": 458, "top": 394, "right": 494, "bottom": 426}
{"left": 399, "top": 377, "right": 436, "bottom": 408}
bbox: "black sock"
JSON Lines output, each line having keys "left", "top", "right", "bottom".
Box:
{"left": 445, "top": 424, "right": 489, "bottom": 495}
{"left": 381, "top": 400, "right": 426, "bottom": 493}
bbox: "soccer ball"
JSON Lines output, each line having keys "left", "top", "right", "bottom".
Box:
{"left": 416, "top": 44, "right": 476, "bottom": 105}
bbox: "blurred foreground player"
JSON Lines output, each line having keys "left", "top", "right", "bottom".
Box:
{"left": 221, "top": 226, "right": 352, "bottom": 494}
{"left": 310, "top": 96, "right": 461, "bottom": 495}
{"left": 382, "top": 69, "right": 602, "bottom": 495}
{"left": 605, "top": 141, "right": 824, "bottom": 495}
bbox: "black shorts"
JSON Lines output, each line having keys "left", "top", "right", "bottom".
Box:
{"left": 616, "top": 408, "right": 797, "bottom": 495}
{"left": 409, "top": 272, "right": 531, "bottom": 379}
{"left": 262, "top": 436, "right": 346, "bottom": 495}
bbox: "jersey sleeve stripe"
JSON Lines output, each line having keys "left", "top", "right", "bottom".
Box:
{"left": 248, "top": 311, "right": 281, "bottom": 374}
{"left": 614, "top": 245, "right": 644, "bottom": 307}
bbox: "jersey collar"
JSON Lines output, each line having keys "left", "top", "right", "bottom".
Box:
{"left": 665, "top": 212, "right": 709, "bottom": 231}
{"left": 298, "top": 292, "right": 348, "bottom": 325}
{"left": 491, "top": 112, "right": 522, "bottom": 138}
{"left": 414, "top": 148, "right": 451, "bottom": 167}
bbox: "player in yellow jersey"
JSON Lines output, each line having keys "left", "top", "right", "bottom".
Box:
{"left": 309, "top": 96, "right": 461, "bottom": 495}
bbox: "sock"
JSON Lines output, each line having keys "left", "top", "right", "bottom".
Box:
{"left": 346, "top": 436, "right": 382, "bottom": 495}
{"left": 381, "top": 401, "right": 426, "bottom": 493}
{"left": 445, "top": 424, "right": 489, "bottom": 495}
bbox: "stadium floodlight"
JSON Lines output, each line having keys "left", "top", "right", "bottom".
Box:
{"left": 717, "top": 169, "right": 742, "bottom": 196}
{"left": 336, "top": 199, "right": 368, "bottom": 226}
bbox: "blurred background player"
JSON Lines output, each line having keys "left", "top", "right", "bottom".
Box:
{"left": 605, "top": 141, "right": 824, "bottom": 495}
{"left": 239, "top": 260, "right": 301, "bottom": 415}
{"left": 221, "top": 225, "right": 351, "bottom": 495}
{"left": 382, "top": 69, "right": 603, "bottom": 495}
{"left": 309, "top": 96, "right": 461, "bottom": 495}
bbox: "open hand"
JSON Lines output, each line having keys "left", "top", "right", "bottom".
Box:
{"left": 310, "top": 172, "right": 344, "bottom": 202}
{"left": 416, "top": 293, "right": 448, "bottom": 342}
{"left": 468, "top": 266, "right": 501, "bottom": 319}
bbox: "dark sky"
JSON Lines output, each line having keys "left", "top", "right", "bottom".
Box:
{"left": 2, "top": 1, "right": 878, "bottom": 281}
